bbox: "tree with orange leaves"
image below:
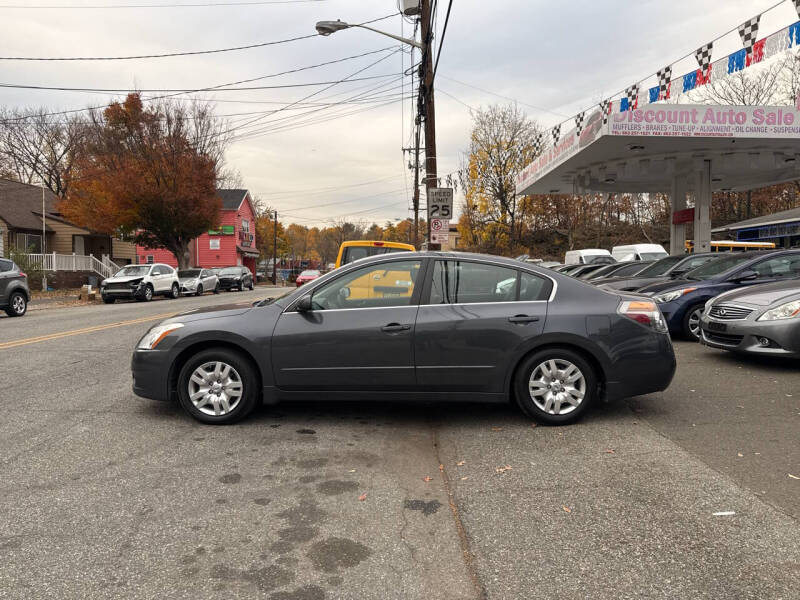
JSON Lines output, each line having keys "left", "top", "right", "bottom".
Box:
{"left": 60, "top": 93, "right": 229, "bottom": 269}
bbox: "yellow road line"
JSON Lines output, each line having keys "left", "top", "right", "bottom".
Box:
{"left": 0, "top": 311, "right": 177, "bottom": 351}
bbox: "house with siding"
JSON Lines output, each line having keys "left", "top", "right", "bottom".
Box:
{"left": 0, "top": 178, "right": 136, "bottom": 264}
{"left": 136, "top": 189, "right": 259, "bottom": 273}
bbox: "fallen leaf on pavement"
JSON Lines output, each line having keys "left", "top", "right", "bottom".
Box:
{"left": 422, "top": 476, "right": 433, "bottom": 482}
{"left": 495, "top": 465, "right": 512, "bottom": 474}
{"left": 358, "top": 493, "right": 367, "bottom": 502}
{"left": 562, "top": 506, "right": 571, "bottom": 513}
{"left": 456, "top": 461, "right": 465, "bottom": 466}
{"left": 460, "top": 476, "right": 469, "bottom": 481}
{"left": 349, "top": 469, "right": 356, "bottom": 473}
{"left": 530, "top": 423, "right": 537, "bottom": 428}
{"left": 439, "top": 464, "right": 444, "bottom": 472}
{"left": 491, "top": 427, "right": 503, "bottom": 432}
{"left": 604, "top": 449, "right": 615, "bottom": 454}
{"left": 737, "top": 453, "right": 743, "bottom": 457}
{"left": 789, "top": 474, "right": 800, "bottom": 480}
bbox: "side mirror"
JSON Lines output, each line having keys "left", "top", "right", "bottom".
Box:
{"left": 734, "top": 269, "right": 758, "bottom": 282}
{"left": 296, "top": 295, "right": 313, "bottom": 312}
{"left": 669, "top": 269, "right": 687, "bottom": 279}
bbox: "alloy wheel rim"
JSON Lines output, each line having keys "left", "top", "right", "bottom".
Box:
{"left": 12, "top": 295, "right": 25, "bottom": 313}
{"left": 188, "top": 361, "right": 243, "bottom": 416}
{"left": 145, "top": 287, "right": 152, "bottom": 300}
{"left": 528, "top": 359, "right": 586, "bottom": 416}
{"left": 688, "top": 308, "right": 703, "bottom": 338}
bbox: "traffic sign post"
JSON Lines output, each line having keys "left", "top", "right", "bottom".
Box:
{"left": 427, "top": 188, "right": 453, "bottom": 250}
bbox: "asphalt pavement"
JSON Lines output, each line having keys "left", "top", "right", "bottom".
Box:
{"left": 0, "top": 295, "right": 798, "bottom": 599}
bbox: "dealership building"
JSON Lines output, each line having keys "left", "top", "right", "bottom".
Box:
{"left": 712, "top": 205, "right": 800, "bottom": 248}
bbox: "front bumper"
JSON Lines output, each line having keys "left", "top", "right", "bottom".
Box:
{"left": 180, "top": 283, "right": 198, "bottom": 294}
{"left": 700, "top": 316, "right": 800, "bottom": 357}
{"left": 102, "top": 286, "right": 144, "bottom": 298}
{"left": 131, "top": 349, "right": 172, "bottom": 401}
{"left": 218, "top": 279, "right": 242, "bottom": 290}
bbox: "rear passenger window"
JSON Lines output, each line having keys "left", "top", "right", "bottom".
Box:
{"left": 429, "top": 261, "right": 519, "bottom": 304}
{"left": 519, "top": 272, "right": 552, "bottom": 301}
{"left": 0, "top": 259, "right": 12, "bottom": 272}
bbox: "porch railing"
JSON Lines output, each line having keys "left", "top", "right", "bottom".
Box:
{"left": 25, "top": 252, "right": 119, "bottom": 279}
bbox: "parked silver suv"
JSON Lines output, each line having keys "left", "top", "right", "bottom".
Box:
{"left": 0, "top": 258, "right": 30, "bottom": 317}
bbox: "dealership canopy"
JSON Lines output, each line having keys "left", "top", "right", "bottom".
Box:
{"left": 516, "top": 104, "right": 800, "bottom": 254}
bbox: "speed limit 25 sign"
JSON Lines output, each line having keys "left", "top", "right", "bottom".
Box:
{"left": 427, "top": 188, "right": 453, "bottom": 221}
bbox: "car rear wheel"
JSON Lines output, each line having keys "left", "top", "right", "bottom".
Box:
{"left": 682, "top": 304, "right": 705, "bottom": 341}
{"left": 514, "top": 349, "right": 596, "bottom": 425}
{"left": 5, "top": 291, "right": 27, "bottom": 317}
{"left": 196, "top": 284, "right": 203, "bottom": 296}
{"left": 177, "top": 348, "right": 258, "bottom": 424}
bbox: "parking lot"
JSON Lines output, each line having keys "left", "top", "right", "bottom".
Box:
{"left": 1, "top": 292, "right": 798, "bottom": 599}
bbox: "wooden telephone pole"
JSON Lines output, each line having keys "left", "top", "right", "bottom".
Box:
{"left": 419, "top": 0, "right": 439, "bottom": 250}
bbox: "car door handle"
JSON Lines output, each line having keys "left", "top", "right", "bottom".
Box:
{"left": 381, "top": 323, "right": 412, "bottom": 333}
{"left": 508, "top": 315, "right": 540, "bottom": 324}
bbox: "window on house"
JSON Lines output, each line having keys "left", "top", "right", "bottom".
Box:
{"left": 15, "top": 233, "right": 42, "bottom": 253}
{"left": 210, "top": 238, "right": 221, "bottom": 250}
{"left": 241, "top": 219, "right": 250, "bottom": 232}
{"left": 146, "top": 255, "right": 154, "bottom": 264}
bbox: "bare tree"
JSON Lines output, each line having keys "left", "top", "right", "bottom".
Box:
{"left": 693, "top": 56, "right": 788, "bottom": 105}
{"left": 0, "top": 107, "right": 85, "bottom": 196}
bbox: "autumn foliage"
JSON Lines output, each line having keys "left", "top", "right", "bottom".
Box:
{"left": 60, "top": 94, "right": 224, "bottom": 268}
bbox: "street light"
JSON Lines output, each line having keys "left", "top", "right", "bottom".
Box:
{"left": 315, "top": 7, "right": 438, "bottom": 251}
{"left": 315, "top": 20, "right": 423, "bottom": 49}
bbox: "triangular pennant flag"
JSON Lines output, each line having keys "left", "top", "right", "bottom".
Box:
{"left": 623, "top": 84, "right": 639, "bottom": 111}
{"left": 552, "top": 125, "right": 561, "bottom": 145}
{"left": 738, "top": 16, "right": 761, "bottom": 54}
{"left": 575, "top": 112, "right": 585, "bottom": 138}
{"left": 533, "top": 133, "right": 543, "bottom": 155}
{"left": 695, "top": 43, "right": 713, "bottom": 70}
{"left": 599, "top": 100, "right": 611, "bottom": 124}
{"left": 657, "top": 66, "right": 672, "bottom": 99}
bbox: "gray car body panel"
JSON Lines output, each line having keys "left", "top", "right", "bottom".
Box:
{"left": 700, "top": 280, "right": 800, "bottom": 357}
{"left": 131, "top": 251, "right": 676, "bottom": 407}
{"left": 0, "top": 259, "right": 30, "bottom": 308}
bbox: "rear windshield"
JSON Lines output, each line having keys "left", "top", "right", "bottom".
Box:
{"left": 684, "top": 254, "right": 754, "bottom": 280}
{"left": 178, "top": 270, "right": 201, "bottom": 278}
{"left": 639, "top": 252, "right": 668, "bottom": 261}
{"left": 342, "top": 245, "right": 410, "bottom": 266}
{"left": 636, "top": 256, "right": 682, "bottom": 276}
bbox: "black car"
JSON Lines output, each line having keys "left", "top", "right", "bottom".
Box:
{"left": 597, "top": 252, "right": 725, "bottom": 292}
{"left": 584, "top": 261, "right": 655, "bottom": 283}
{"left": 0, "top": 258, "right": 30, "bottom": 317}
{"left": 216, "top": 266, "right": 254, "bottom": 291}
{"left": 132, "top": 251, "right": 676, "bottom": 426}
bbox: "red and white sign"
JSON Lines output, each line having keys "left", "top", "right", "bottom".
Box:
{"left": 431, "top": 218, "right": 447, "bottom": 232}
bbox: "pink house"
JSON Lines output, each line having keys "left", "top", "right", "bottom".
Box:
{"left": 136, "top": 189, "right": 259, "bottom": 274}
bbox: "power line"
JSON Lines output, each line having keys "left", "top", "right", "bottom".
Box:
{"left": 438, "top": 75, "right": 570, "bottom": 118}
{"left": 0, "top": 13, "right": 394, "bottom": 61}
{"left": 432, "top": 0, "right": 452, "bottom": 80}
{"left": 0, "top": 0, "right": 325, "bottom": 7}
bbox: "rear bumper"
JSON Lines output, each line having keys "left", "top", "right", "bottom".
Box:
{"left": 131, "top": 349, "right": 172, "bottom": 401}
{"left": 605, "top": 334, "right": 676, "bottom": 400}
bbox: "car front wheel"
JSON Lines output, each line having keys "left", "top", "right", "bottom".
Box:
{"left": 102, "top": 296, "right": 115, "bottom": 304}
{"left": 177, "top": 348, "right": 258, "bottom": 424}
{"left": 213, "top": 283, "right": 220, "bottom": 294}
{"left": 682, "top": 304, "right": 705, "bottom": 341}
{"left": 169, "top": 283, "right": 180, "bottom": 299}
{"left": 514, "top": 349, "right": 596, "bottom": 425}
{"left": 5, "top": 291, "right": 27, "bottom": 317}
{"left": 196, "top": 284, "right": 203, "bottom": 296}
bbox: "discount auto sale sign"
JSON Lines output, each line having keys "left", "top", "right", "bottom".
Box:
{"left": 610, "top": 105, "right": 800, "bottom": 138}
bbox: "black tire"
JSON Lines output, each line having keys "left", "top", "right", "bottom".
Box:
{"left": 248, "top": 281, "right": 254, "bottom": 291}
{"left": 196, "top": 284, "right": 203, "bottom": 297}
{"left": 5, "top": 291, "right": 27, "bottom": 317}
{"left": 139, "top": 284, "right": 154, "bottom": 302}
{"left": 682, "top": 303, "right": 705, "bottom": 341}
{"left": 102, "top": 296, "right": 115, "bottom": 304}
{"left": 513, "top": 348, "right": 597, "bottom": 425}
{"left": 213, "top": 283, "right": 220, "bottom": 295}
{"left": 177, "top": 348, "right": 259, "bottom": 425}
{"left": 169, "top": 283, "right": 180, "bottom": 299}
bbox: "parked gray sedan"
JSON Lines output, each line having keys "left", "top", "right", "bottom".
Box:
{"left": 700, "top": 279, "right": 800, "bottom": 357}
{"left": 131, "top": 252, "right": 676, "bottom": 425}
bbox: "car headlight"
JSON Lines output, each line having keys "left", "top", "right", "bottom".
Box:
{"left": 757, "top": 300, "right": 800, "bottom": 321}
{"left": 137, "top": 323, "right": 184, "bottom": 349}
{"left": 654, "top": 287, "right": 697, "bottom": 304}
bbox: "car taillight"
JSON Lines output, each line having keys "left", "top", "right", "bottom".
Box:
{"left": 18, "top": 271, "right": 27, "bottom": 278}
{"left": 618, "top": 300, "right": 668, "bottom": 333}
{"left": 373, "top": 241, "right": 384, "bottom": 246}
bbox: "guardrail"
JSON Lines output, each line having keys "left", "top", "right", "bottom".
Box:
{"left": 25, "top": 252, "right": 118, "bottom": 279}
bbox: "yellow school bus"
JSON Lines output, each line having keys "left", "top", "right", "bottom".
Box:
{"left": 334, "top": 240, "right": 415, "bottom": 268}
{"left": 685, "top": 240, "right": 776, "bottom": 253}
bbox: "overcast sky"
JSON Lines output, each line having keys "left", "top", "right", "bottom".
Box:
{"left": 1, "top": 0, "right": 799, "bottom": 227}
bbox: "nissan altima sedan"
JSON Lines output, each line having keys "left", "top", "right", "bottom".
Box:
{"left": 131, "top": 252, "right": 676, "bottom": 425}
{"left": 700, "top": 279, "right": 800, "bottom": 357}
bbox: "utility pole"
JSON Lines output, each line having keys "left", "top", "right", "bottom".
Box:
{"left": 41, "top": 184, "right": 47, "bottom": 291}
{"left": 420, "top": 0, "right": 439, "bottom": 250}
{"left": 272, "top": 210, "right": 278, "bottom": 285}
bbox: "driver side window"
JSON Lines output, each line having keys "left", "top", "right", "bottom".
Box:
{"left": 310, "top": 260, "right": 422, "bottom": 310}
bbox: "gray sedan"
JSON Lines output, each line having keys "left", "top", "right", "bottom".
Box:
{"left": 131, "top": 251, "right": 676, "bottom": 425}
{"left": 700, "top": 279, "right": 800, "bottom": 357}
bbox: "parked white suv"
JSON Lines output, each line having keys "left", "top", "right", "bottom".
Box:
{"left": 100, "top": 263, "right": 181, "bottom": 303}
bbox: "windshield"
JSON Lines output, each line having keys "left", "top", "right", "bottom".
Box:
{"left": 114, "top": 265, "right": 150, "bottom": 277}
{"left": 684, "top": 254, "right": 754, "bottom": 280}
{"left": 218, "top": 267, "right": 241, "bottom": 275}
{"left": 613, "top": 262, "right": 652, "bottom": 277}
{"left": 300, "top": 270, "right": 320, "bottom": 277}
{"left": 637, "top": 256, "right": 682, "bottom": 277}
{"left": 639, "top": 252, "right": 668, "bottom": 261}
{"left": 670, "top": 255, "right": 715, "bottom": 274}
{"left": 178, "top": 269, "right": 201, "bottom": 278}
